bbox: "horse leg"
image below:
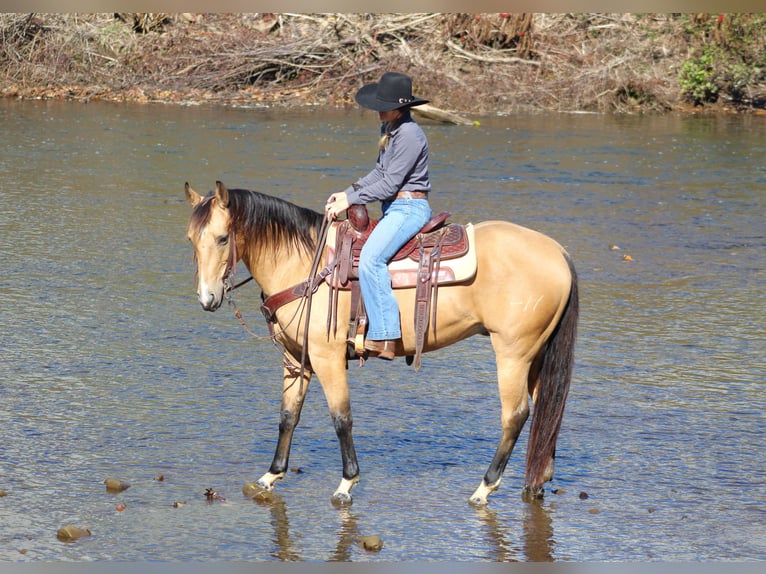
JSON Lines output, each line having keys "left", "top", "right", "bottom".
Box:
{"left": 470, "top": 352, "right": 531, "bottom": 506}
{"left": 331, "top": 409, "right": 359, "bottom": 502}
{"left": 313, "top": 360, "right": 359, "bottom": 503}
{"left": 250, "top": 366, "right": 311, "bottom": 493}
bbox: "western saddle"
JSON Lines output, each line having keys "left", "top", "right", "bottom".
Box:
{"left": 260, "top": 204, "right": 470, "bottom": 371}
{"left": 328, "top": 204, "right": 468, "bottom": 370}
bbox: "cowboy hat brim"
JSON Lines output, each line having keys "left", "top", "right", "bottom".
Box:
{"left": 355, "top": 82, "right": 429, "bottom": 112}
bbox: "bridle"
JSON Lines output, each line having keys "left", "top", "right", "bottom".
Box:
{"left": 222, "top": 228, "right": 253, "bottom": 293}
{"left": 194, "top": 193, "right": 252, "bottom": 294}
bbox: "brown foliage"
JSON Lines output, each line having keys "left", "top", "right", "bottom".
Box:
{"left": 0, "top": 13, "right": 757, "bottom": 113}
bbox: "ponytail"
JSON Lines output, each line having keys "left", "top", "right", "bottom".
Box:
{"left": 377, "top": 109, "right": 407, "bottom": 151}
{"left": 378, "top": 122, "right": 393, "bottom": 151}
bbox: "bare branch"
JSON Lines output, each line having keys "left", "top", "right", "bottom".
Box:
{"left": 446, "top": 39, "right": 540, "bottom": 67}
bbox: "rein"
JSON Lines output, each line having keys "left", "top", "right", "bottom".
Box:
{"left": 296, "top": 216, "right": 331, "bottom": 393}
{"left": 225, "top": 215, "right": 334, "bottom": 395}
{"left": 228, "top": 275, "right": 253, "bottom": 291}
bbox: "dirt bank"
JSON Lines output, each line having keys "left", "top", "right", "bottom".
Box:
{"left": 2, "top": 13, "right": 765, "bottom": 114}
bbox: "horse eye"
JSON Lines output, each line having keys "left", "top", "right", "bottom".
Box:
{"left": 217, "top": 234, "right": 229, "bottom": 246}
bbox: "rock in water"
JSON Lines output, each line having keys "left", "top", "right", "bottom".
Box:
{"left": 360, "top": 535, "right": 383, "bottom": 552}
{"left": 242, "top": 482, "right": 260, "bottom": 497}
{"left": 104, "top": 478, "right": 130, "bottom": 493}
{"left": 57, "top": 525, "right": 91, "bottom": 542}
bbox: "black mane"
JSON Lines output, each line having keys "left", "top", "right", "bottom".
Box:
{"left": 190, "top": 188, "right": 324, "bottom": 257}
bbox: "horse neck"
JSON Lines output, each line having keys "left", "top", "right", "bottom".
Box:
{"left": 238, "top": 235, "right": 315, "bottom": 297}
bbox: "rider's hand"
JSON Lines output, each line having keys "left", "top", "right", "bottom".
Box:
{"left": 325, "top": 191, "right": 350, "bottom": 221}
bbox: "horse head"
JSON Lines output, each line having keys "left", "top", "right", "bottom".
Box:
{"left": 185, "top": 181, "right": 234, "bottom": 311}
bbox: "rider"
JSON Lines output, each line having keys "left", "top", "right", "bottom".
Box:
{"left": 325, "top": 71, "right": 432, "bottom": 360}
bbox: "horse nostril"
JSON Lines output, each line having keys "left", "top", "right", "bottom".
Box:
{"left": 200, "top": 293, "right": 216, "bottom": 310}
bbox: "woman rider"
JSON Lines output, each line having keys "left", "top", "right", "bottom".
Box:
{"left": 325, "top": 72, "right": 432, "bottom": 360}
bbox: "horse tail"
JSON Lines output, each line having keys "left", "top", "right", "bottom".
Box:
{"left": 524, "top": 252, "right": 579, "bottom": 496}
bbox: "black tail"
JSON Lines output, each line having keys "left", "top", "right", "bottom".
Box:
{"left": 524, "top": 253, "right": 578, "bottom": 495}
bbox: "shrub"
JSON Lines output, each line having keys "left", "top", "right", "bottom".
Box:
{"left": 679, "top": 47, "right": 720, "bottom": 104}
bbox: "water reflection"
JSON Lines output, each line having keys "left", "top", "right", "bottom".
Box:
{"left": 474, "top": 502, "right": 554, "bottom": 562}
{"left": 251, "top": 493, "right": 301, "bottom": 561}
{"left": 250, "top": 493, "right": 362, "bottom": 562}
{"left": 329, "top": 506, "right": 360, "bottom": 562}
{"left": 247, "top": 492, "right": 556, "bottom": 563}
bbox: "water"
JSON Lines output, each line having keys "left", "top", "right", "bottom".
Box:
{"left": 0, "top": 100, "right": 763, "bottom": 562}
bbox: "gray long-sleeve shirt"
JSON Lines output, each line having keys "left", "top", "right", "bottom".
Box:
{"left": 344, "top": 113, "right": 431, "bottom": 205}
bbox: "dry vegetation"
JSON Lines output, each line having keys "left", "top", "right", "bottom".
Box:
{"left": 1, "top": 13, "right": 765, "bottom": 114}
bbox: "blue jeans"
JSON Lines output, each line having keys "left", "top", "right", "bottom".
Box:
{"left": 359, "top": 197, "right": 432, "bottom": 340}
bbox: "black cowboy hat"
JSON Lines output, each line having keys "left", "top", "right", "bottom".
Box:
{"left": 355, "top": 72, "right": 429, "bottom": 112}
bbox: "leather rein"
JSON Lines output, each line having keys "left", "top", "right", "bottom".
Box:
{"left": 223, "top": 217, "right": 333, "bottom": 394}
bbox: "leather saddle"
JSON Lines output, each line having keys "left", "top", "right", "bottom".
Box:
{"left": 325, "top": 204, "right": 476, "bottom": 370}
{"left": 326, "top": 205, "right": 473, "bottom": 288}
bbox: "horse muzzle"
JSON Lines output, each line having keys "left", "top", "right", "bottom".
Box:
{"left": 199, "top": 296, "right": 221, "bottom": 311}
{"left": 197, "top": 283, "right": 224, "bottom": 311}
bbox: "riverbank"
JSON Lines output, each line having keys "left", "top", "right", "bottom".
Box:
{"left": 2, "top": 13, "right": 765, "bottom": 114}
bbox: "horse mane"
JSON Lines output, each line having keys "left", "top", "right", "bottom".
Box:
{"left": 189, "top": 188, "right": 324, "bottom": 259}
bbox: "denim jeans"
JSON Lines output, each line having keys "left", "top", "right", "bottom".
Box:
{"left": 359, "top": 197, "right": 432, "bottom": 340}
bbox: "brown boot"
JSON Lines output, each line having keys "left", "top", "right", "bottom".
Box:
{"left": 364, "top": 339, "right": 396, "bottom": 361}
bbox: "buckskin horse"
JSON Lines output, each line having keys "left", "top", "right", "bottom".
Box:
{"left": 184, "top": 181, "right": 578, "bottom": 505}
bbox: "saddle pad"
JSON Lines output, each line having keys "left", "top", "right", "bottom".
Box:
{"left": 325, "top": 222, "right": 477, "bottom": 289}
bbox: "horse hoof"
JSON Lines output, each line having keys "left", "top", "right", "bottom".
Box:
{"left": 331, "top": 491, "right": 353, "bottom": 506}
{"left": 521, "top": 485, "right": 545, "bottom": 501}
{"left": 247, "top": 471, "right": 284, "bottom": 496}
{"left": 468, "top": 494, "right": 489, "bottom": 507}
{"left": 469, "top": 478, "right": 497, "bottom": 506}
{"left": 331, "top": 476, "right": 359, "bottom": 505}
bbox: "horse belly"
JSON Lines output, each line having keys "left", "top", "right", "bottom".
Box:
{"left": 394, "top": 281, "right": 485, "bottom": 353}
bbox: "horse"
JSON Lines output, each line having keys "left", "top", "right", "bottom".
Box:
{"left": 184, "top": 180, "right": 578, "bottom": 505}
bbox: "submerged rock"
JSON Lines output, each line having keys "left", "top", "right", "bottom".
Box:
{"left": 242, "top": 482, "right": 261, "bottom": 497}
{"left": 104, "top": 478, "right": 130, "bottom": 493}
{"left": 243, "top": 482, "right": 274, "bottom": 499}
{"left": 57, "top": 525, "right": 91, "bottom": 542}
{"left": 251, "top": 490, "right": 275, "bottom": 504}
{"left": 360, "top": 535, "right": 383, "bottom": 552}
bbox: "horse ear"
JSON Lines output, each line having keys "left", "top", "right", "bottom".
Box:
{"left": 185, "top": 182, "right": 203, "bottom": 207}
{"left": 215, "top": 181, "right": 229, "bottom": 208}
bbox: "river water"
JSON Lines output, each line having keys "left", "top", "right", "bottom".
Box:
{"left": 0, "top": 100, "right": 763, "bottom": 562}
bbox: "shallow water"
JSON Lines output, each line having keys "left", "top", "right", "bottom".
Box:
{"left": 0, "top": 100, "right": 764, "bottom": 561}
